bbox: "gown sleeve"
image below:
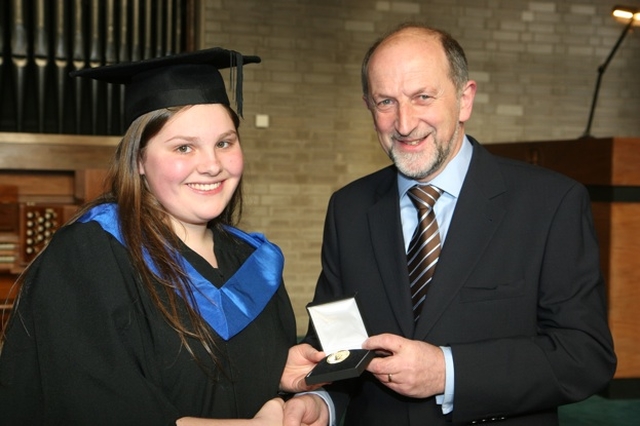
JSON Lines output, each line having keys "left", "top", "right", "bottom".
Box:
{"left": 0, "top": 221, "right": 182, "bottom": 426}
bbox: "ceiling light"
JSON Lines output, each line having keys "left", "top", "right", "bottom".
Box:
{"left": 612, "top": 5, "right": 640, "bottom": 21}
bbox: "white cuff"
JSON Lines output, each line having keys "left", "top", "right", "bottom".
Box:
{"left": 434, "top": 346, "right": 454, "bottom": 414}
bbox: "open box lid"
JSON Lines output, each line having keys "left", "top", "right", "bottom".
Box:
{"left": 306, "top": 296, "right": 369, "bottom": 355}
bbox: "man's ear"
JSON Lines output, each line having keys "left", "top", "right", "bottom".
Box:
{"left": 459, "top": 80, "right": 477, "bottom": 123}
{"left": 362, "top": 95, "right": 371, "bottom": 110}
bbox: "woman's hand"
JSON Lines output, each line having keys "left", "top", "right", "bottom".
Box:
{"left": 252, "top": 397, "right": 286, "bottom": 425}
{"left": 176, "top": 397, "right": 285, "bottom": 425}
{"left": 280, "top": 343, "right": 327, "bottom": 393}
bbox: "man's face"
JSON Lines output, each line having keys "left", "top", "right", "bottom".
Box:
{"left": 365, "top": 30, "right": 476, "bottom": 182}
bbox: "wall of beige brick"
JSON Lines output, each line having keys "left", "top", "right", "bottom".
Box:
{"left": 199, "top": 0, "right": 640, "bottom": 335}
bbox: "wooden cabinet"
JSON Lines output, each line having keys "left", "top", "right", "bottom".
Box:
{"left": 0, "top": 132, "right": 119, "bottom": 329}
{"left": 484, "top": 137, "right": 640, "bottom": 382}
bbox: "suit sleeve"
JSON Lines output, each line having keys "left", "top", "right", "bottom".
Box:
{"left": 302, "top": 193, "right": 361, "bottom": 419}
{"left": 0, "top": 222, "right": 180, "bottom": 426}
{"left": 450, "top": 182, "right": 616, "bottom": 422}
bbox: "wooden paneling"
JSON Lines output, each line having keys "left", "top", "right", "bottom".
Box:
{"left": 0, "top": 132, "right": 118, "bottom": 330}
{"left": 76, "top": 169, "right": 110, "bottom": 202}
{"left": 607, "top": 203, "right": 640, "bottom": 378}
{"left": 0, "top": 172, "right": 76, "bottom": 203}
{"left": 0, "top": 133, "right": 118, "bottom": 170}
{"left": 484, "top": 137, "right": 640, "bottom": 186}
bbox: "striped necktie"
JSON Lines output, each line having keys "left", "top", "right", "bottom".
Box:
{"left": 407, "top": 185, "right": 443, "bottom": 321}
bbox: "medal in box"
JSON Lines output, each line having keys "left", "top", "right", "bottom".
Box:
{"left": 305, "top": 296, "right": 375, "bottom": 385}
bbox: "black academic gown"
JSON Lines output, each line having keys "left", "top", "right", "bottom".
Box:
{"left": 0, "top": 220, "right": 297, "bottom": 426}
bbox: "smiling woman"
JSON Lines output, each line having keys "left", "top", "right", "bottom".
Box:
{"left": 138, "top": 104, "right": 244, "bottom": 251}
{"left": 0, "top": 47, "right": 331, "bottom": 426}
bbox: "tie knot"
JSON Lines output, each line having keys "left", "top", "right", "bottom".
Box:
{"left": 408, "top": 185, "right": 442, "bottom": 211}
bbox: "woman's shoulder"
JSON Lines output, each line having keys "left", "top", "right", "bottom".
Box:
{"left": 28, "top": 220, "right": 128, "bottom": 279}
{"left": 17, "top": 220, "right": 136, "bottom": 310}
{"left": 46, "top": 220, "right": 117, "bottom": 252}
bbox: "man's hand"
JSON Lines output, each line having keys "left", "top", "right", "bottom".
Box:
{"left": 280, "top": 343, "right": 326, "bottom": 393}
{"left": 283, "top": 394, "right": 329, "bottom": 426}
{"left": 363, "top": 333, "right": 445, "bottom": 398}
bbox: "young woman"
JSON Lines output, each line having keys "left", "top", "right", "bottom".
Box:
{"left": 0, "top": 48, "right": 329, "bottom": 426}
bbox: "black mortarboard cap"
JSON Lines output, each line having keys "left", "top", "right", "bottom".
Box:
{"left": 70, "top": 47, "right": 260, "bottom": 126}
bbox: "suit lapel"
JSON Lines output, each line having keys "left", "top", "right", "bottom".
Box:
{"left": 367, "top": 173, "right": 416, "bottom": 337}
{"left": 414, "top": 141, "right": 507, "bottom": 339}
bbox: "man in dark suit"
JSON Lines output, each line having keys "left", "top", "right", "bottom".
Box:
{"left": 300, "top": 22, "right": 616, "bottom": 426}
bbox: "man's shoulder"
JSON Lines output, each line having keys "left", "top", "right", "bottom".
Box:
{"left": 335, "top": 165, "right": 396, "bottom": 194}
{"left": 326, "top": 165, "right": 397, "bottom": 211}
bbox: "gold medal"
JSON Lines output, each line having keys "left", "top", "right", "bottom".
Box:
{"left": 326, "top": 349, "right": 350, "bottom": 364}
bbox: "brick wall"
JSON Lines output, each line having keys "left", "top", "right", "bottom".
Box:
{"left": 201, "top": 0, "right": 640, "bottom": 335}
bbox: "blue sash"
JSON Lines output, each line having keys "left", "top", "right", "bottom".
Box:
{"left": 78, "top": 203, "right": 284, "bottom": 340}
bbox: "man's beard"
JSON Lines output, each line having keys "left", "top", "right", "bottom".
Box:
{"left": 389, "top": 126, "right": 458, "bottom": 181}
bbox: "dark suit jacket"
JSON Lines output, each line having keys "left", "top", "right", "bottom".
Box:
{"left": 305, "top": 137, "right": 616, "bottom": 425}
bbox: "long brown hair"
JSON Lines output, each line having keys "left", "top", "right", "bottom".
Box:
{"left": 3, "top": 104, "right": 243, "bottom": 366}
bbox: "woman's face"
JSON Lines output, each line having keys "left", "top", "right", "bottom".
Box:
{"left": 139, "top": 104, "right": 243, "bottom": 231}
